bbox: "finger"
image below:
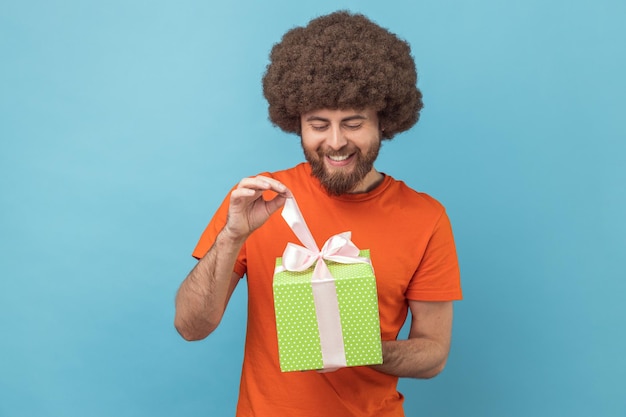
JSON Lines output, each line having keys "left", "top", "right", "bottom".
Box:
{"left": 229, "top": 187, "right": 264, "bottom": 205}
{"left": 238, "top": 176, "right": 292, "bottom": 197}
{"left": 264, "top": 193, "right": 288, "bottom": 216}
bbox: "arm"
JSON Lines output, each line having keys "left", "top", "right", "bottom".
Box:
{"left": 174, "top": 176, "right": 291, "bottom": 341}
{"left": 174, "top": 230, "right": 244, "bottom": 341}
{"left": 372, "top": 300, "right": 454, "bottom": 379}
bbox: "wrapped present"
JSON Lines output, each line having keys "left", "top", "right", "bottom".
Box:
{"left": 273, "top": 197, "right": 383, "bottom": 372}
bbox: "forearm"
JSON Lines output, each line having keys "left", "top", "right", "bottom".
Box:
{"left": 372, "top": 301, "right": 454, "bottom": 379}
{"left": 174, "top": 227, "right": 244, "bottom": 341}
{"left": 372, "top": 338, "right": 449, "bottom": 379}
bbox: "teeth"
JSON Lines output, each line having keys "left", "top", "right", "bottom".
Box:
{"left": 328, "top": 154, "right": 350, "bottom": 161}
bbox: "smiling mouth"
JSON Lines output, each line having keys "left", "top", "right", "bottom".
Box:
{"left": 325, "top": 153, "right": 356, "bottom": 167}
{"left": 327, "top": 154, "right": 352, "bottom": 162}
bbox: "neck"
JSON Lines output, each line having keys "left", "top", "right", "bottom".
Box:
{"left": 350, "top": 169, "right": 384, "bottom": 194}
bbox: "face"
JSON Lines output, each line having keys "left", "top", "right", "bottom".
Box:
{"left": 300, "top": 108, "right": 382, "bottom": 196}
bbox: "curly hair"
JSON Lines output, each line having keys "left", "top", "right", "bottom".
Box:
{"left": 262, "top": 11, "right": 423, "bottom": 139}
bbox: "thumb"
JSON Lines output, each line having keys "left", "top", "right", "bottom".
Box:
{"left": 265, "top": 194, "right": 288, "bottom": 217}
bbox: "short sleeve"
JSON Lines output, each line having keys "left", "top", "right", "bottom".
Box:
{"left": 191, "top": 193, "right": 247, "bottom": 278}
{"left": 405, "top": 210, "right": 462, "bottom": 301}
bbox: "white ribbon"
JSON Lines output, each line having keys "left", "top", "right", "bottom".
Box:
{"left": 275, "top": 197, "right": 370, "bottom": 370}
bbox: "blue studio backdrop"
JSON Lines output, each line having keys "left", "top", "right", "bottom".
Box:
{"left": 1, "top": 1, "right": 625, "bottom": 416}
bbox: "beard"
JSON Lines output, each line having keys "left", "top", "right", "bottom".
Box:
{"left": 303, "top": 140, "right": 381, "bottom": 196}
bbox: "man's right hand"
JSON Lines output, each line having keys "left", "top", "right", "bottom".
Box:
{"left": 224, "top": 175, "right": 292, "bottom": 241}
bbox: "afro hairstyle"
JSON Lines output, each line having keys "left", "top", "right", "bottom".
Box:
{"left": 262, "top": 11, "right": 423, "bottom": 139}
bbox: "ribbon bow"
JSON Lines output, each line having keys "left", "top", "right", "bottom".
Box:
{"left": 279, "top": 198, "right": 369, "bottom": 278}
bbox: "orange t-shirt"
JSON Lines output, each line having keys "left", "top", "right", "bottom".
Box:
{"left": 192, "top": 163, "right": 462, "bottom": 417}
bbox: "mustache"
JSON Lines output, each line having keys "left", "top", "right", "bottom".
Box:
{"left": 317, "top": 146, "right": 359, "bottom": 157}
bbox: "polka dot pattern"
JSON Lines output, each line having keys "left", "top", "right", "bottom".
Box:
{"left": 330, "top": 255, "right": 383, "bottom": 367}
{"left": 274, "top": 263, "right": 324, "bottom": 372}
{"left": 273, "top": 250, "right": 382, "bottom": 372}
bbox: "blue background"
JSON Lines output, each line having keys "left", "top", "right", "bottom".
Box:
{"left": 1, "top": 0, "right": 624, "bottom": 416}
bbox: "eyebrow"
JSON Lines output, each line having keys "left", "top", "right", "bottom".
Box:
{"left": 305, "top": 114, "right": 369, "bottom": 123}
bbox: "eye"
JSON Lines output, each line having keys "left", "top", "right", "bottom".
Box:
{"left": 311, "top": 124, "right": 329, "bottom": 131}
{"left": 344, "top": 123, "right": 362, "bottom": 130}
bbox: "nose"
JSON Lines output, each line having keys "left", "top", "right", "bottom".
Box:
{"left": 326, "top": 125, "right": 348, "bottom": 150}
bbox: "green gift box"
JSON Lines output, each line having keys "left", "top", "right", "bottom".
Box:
{"left": 273, "top": 249, "right": 383, "bottom": 372}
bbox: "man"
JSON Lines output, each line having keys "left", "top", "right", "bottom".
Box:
{"left": 175, "top": 11, "right": 462, "bottom": 417}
